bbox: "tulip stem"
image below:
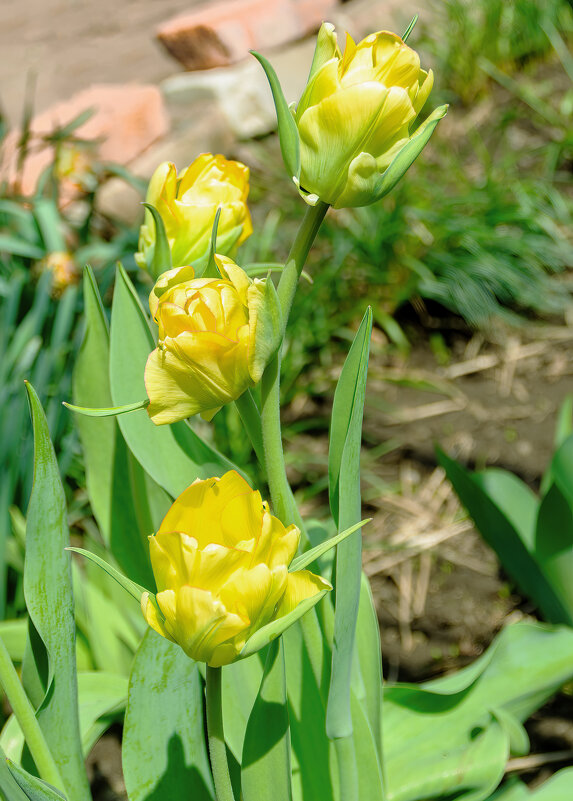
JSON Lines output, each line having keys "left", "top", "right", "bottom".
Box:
{"left": 261, "top": 201, "right": 328, "bottom": 533}
{"left": 0, "top": 634, "right": 65, "bottom": 792}
{"left": 235, "top": 390, "right": 266, "bottom": 470}
{"left": 276, "top": 200, "right": 329, "bottom": 328}
{"left": 206, "top": 665, "right": 236, "bottom": 801}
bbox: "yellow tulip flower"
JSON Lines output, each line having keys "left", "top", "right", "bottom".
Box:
{"left": 294, "top": 23, "right": 441, "bottom": 208}
{"left": 145, "top": 255, "right": 280, "bottom": 425}
{"left": 135, "top": 154, "right": 253, "bottom": 271}
{"left": 141, "top": 471, "right": 331, "bottom": 667}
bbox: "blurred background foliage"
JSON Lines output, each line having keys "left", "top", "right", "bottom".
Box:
{"left": 0, "top": 0, "right": 572, "bottom": 659}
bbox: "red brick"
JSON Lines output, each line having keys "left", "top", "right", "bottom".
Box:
{"left": 1, "top": 84, "right": 168, "bottom": 198}
{"left": 157, "top": 0, "right": 339, "bottom": 71}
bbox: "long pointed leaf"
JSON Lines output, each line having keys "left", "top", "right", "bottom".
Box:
{"left": 6, "top": 761, "right": 66, "bottom": 801}
{"left": 251, "top": 52, "right": 300, "bottom": 181}
{"left": 24, "top": 384, "right": 90, "bottom": 801}
{"left": 327, "top": 308, "right": 372, "bottom": 740}
{"left": 241, "top": 639, "right": 292, "bottom": 801}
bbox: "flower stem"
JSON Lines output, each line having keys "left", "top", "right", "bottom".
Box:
{"left": 0, "top": 635, "right": 64, "bottom": 792}
{"left": 261, "top": 201, "right": 328, "bottom": 531}
{"left": 277, "top": 201, "right": 329, "bottom": 327}
{"left": 205, "top": 665, "right": 236, "bottom": 801}
{"left": 234, "top": 390, "right": 265, "bottom": 470}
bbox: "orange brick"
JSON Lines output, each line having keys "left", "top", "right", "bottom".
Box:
{"left": 157, "top": 0, "right": 338, "bottom": 70}
{"left": 1, "top": 84, "right": 168, "bottom": 198}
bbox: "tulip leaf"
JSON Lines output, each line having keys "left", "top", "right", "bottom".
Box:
{"left": 66, "top": 547, "right": 149, "bottom": 603}
{"left": 23, "top": 383, "right": 91, "bottom": 801}
{"left": 373, "top": 104, "right": 448, "bottom": 203}
{"left": 289, "top": 519, "right": 370, "bottom": 573}
{"left": 327, "top": 308, "right": 372, "bottom": 742}
{"left": 142, "top": 202, "right": 172, "bottom": 280}
{"left": 63, "top": 398, "right": 150, "bottom": 416}
{"left": 239, "top": 590, "right": 329, "bottom": 659}
{"left": 250, "top": 275, "right": 283, "bottom": 383}
{"left": 110, "top": 264, "right": 241, "bottom": 497}
{"left": 0, "top": 747, "right": 29, "bottom": 801}
{"left": 402, "top": 15, "right": 418, "bottom": 42}
{"left": 241, "top": 639, "right": 292, "bottom": 801}
{"left": 199, "top": 206, "right": 222, "bottom": 279}
{"left": 72, "top": 266, "right": 157, "bottom": 588}
{"left": 438, "top": 448, "right": 573, "bottom": 625}
{"left": 251, "top": 51, "right": 300, "bottom": 181}
{"left": 123, "top": 630, "right": 214, "bottom": 801}
{"left": 6, "top": 761, "right": 66, "bottom": 801}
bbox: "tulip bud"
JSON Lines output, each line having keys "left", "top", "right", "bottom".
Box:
{"left": 141, "top": 471, "right": 331, "bottom": 667}
{"left": 145, "top": 255, "right": 281, "bottom": 425}
{"left": 257, "top": 23, "right": 447, "bottom": 209}
{"left": 135, "top": 154, "right": 253, "bottom": 273}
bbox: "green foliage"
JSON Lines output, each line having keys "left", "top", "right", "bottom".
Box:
{"left": 439, "top": 396, "right": 573, "bottom": 624}
{"left": 422, "top": 0, "right": 573, "bottom": 104}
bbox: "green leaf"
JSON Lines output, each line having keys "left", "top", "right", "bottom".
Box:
{"left": 384, "top": 622, "right": 573, "bottom": 801}
{"left": 241, "top": 639, "right": 292, "bottom": 801}
{"left": 240, "top": 591, "right": 330, "bottom": 659}
{"left": 6, "top": 761, "right": 66, "bottom": 801}
{"left": 282, "top": 622, "right": 337, "bottom": 801}
{"left": 64, "top": 398, "right": 149, "bottom": 416}
{"left": 541, "top": 396, "right": 573, "bottom": 495}
{"left": 0, "top": 235, "right": 45, "bottom": 260}
{"left": 199, "top": 207, "right": 222, "bottom": 279}
{"left": 289, "top": 520, "right": 370, "bottom": 572}
{"left": 67, "top": 547, "right": 149, "bottom": 602}
{"left": 372, "top": 105, "right": 448, "bottom": 203}
{"left": 355, "top": 575, "right": 383, "bottom": 759}
{"left": 32, "top": 199, "right": 66, "bottom": 253}
{"left": 123, "top": 630, "right": 214, "bottom": 801}
{"left": 110, "top": 265, "right": 240, "bottom": 497}
{"left": 401, "top": 15, "right": 418, "bottom": 42}
{"left": 251, "top": 51, "right": 300, "bottom": 181}
{"left": 351, "top": 694, "right": 385, "bottom": 801}
{"left": 3, "top": 671, "right": 127, "bottom": 763}
{"left": 438, "top": 449, "right": 571, "bottom": 625}
{"left": 534, "top": 483, "right": 573, "bottom": 619}
{"left": 142, "top": 202, "right": 172, "bottom": 280}
{"left": 327, "top": 308, "right": 372, "bottom": 741}
{"left": 24, "top": 383, "right": 91, "bottom": 801}
{"left": 0, "top": 746, "right": 29, "bottom": 801}
{"left": 72, "top": 265, "right": 156, "bottom": 587}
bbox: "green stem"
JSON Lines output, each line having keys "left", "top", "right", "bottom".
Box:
{"left": 234, "top": 390, "right": 265, "bottom": 470}
{"left": 0, "top": 635, "right": 64, "bottom": 792}
{"left": 206, "top": 665, "right": 236, "bottom": 801}
{"left": 334, "top": 736, "right": 359, "bottom": 801}
{"left": 277, "top": 201, "right": 329, "bottom": 326}
{"left": 261, "top": 202, "right": 329, "bottom": 530}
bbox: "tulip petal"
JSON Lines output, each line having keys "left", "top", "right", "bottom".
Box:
{"left": 276, "top": 570, "right": 332, "bottom": 617}
{"left": 247, "top": 278, "right": 282, "bottom": 383}
{"left": 175, "top": 585, "right": 248, "bottom": 664}
{"left": 297, "top": 82, "right": 389, "bottom": 204}
{"left": 307, "top": 22, "right": 341, "bottom": 84}
{"left": 141, "top": 592, "right": 176, "bottom": 643}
